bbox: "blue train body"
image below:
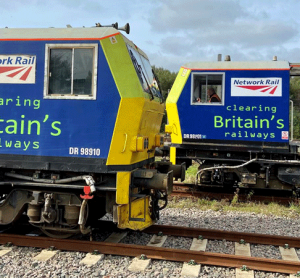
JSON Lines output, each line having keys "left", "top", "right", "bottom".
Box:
{"left": 0, "top": 26, "right": 179, "bottom": 237}
{"left": 0, "top": 39, "right": 119, "bottom": 159}
{"left": 178, "top": 66, "right": 290, "bottom": 144}
{"left": 166, "top": 60, "right": 300, "bottom": 192}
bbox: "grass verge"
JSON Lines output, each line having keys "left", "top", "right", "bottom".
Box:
{"left": 180, "top": 161, "right": 300, "bottom": 218}
{"left": 167, "top": 196, "right": 300, "bottom": 218}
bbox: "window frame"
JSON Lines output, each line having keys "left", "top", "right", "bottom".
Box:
{"left": 190, "top": 72, "right": 225, "bottom": 106}
{"left": 126, "top": 43, "right": 163, "bottom": 100}
{"left": 43, "top": 43, "right": 98, "bottom": 100}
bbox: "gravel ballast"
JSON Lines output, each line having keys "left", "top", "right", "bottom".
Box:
{"left": 0, "top": 206, "right": 299, "bottom": 277}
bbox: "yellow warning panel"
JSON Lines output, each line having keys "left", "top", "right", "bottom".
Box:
{"left": 116, "top": 172, "right": 131, "bottom": 205}
{"left": 117, "top": 196, "right": 154, "bottom": 230}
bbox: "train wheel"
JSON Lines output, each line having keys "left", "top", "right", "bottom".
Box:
{"left": 40, "top": 229, "right": 75, "bottom": 239}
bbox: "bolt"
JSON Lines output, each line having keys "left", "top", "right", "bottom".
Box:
{"left": 48, "top": 246, "right": 55, "bottom": 251}
{"left": 284, "top": 244, "right": 290, "bottom": 249}
{"left": 158, "top": 231, "right": 163, "bottom": 236}
{"left": 140, "top": 254, "right": 147, "bottom": 260}
{"left": 239, "top": 239, "right": 246, "bottom": 245}
{"left": 4, "top": 242, "right": 12, "bottom": 247}
{"left": 241, "top": 265, "right": 249, "bottom": 271}
{"left": 188, "top": 259, "right": 196, "bottom": 265}
{"left": 92, "top": 250, "right": 100, "bottom": 255}
{"left": 198, "top": 235, "right": 203, "bottom": 240}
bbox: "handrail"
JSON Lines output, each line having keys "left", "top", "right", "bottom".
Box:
{"left": 290, "top": 99, "right": 294, "bottom": 141}
{"left": 121, "top": 133, "right": 128, "bottom": 153}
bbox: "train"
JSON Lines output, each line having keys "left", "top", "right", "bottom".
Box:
{"left": 165, "top": 56, "right": 300, "bottom": 194}
{"left": 0, "top": 23, "right": 184, "bottom": 238}
{"left": 1, "top": 22, "right": 298, "bottom": 238}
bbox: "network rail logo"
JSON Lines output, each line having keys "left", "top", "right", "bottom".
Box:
{"left": 231, "top": 78, "right": 282, "bottom": 97}
{"left": 0, "top": 55, "right": 36, "bottom": 84}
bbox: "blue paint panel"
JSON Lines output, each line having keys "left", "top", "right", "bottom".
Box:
{"left": 0, "top": 40, "right": 120, "bottom": 158}
{"left": 178, "top": 69, "right": 290, "bottom": 143}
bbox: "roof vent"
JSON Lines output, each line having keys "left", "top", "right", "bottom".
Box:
{"left": 95, "top": 22, "right": 130, "bottom": 34}
{"left": 95, "top": 22, "right": 118, "bottom": 29}
{"left": 224, "top": 55, "right": 231, "bottom": 61}
{"left": 273, "top": 56, "right": 277, "bottom": 61}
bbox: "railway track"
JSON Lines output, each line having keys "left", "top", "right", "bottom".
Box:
{"left": 172, "top": 182, "right": 296, "bottom": 205}
{"left": 0, "top": 223, "right": 300, "bottom": 276}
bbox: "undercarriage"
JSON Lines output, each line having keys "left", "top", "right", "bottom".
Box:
{"left": 0, "top": 161, "right": 180, "bottom": 238}
{"left": 173, "top": 144, "right": 300, "bottom": 195}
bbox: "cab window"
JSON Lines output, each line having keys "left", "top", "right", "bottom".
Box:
{"left": 127, "top": 44, "right": 162, "bottom": 99}
{"left": 191, "top": 73, "right": 224, "bottom": 105}
{"left": 44, "top": 44, "right": 98, "bottom": 100}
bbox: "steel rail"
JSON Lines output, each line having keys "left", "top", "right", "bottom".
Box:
{"left": 172, "top": 184, "right": 294, "bottom": 205}
{"left": 0, "top": 233, "right": 299, "bottom": 274}
{"left": 145, "top": 225, "right": 300, "bottom": 248}
{"left": 171, "top": 189, "right": 293, "bottom": 205}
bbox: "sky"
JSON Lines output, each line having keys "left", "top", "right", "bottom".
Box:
{"left": 1, "top": 0, "right": 300, "bottom": 72}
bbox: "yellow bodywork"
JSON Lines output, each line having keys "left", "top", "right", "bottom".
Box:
{"left": 165, "top": 67, "right": 191, "bottom": 164}
{"left": 100, "top": 33, "right": 163, "bottom": 229}
{"left": 116, "top": 172, "right": 131, "bottom": 205}
{"left": 170, "top": 147, "right": 177, "bottom": 165}
{"left": 101, "top": 34, "right": 164, "bottom": 166}
{"left": 107, "top": 98, "right": 164, "bottom": 165}
{"left": 117, "top": 196, "right": 153, "bottom": 230}
{"left": 116, "top": 171, "right": 154, "bottom": 228}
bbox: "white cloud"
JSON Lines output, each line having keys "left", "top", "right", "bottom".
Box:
{"left": 0, "top": 0, "right": 300, "bottom": 71}
{"left": 149, "top": 0, "right": 246, "bottom": 32}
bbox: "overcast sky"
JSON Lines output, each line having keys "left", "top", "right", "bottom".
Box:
{"left": 1, "top": 0, "right": 300, "bottom": 72}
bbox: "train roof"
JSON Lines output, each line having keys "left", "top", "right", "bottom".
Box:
{"left": 183, "top": 60, "right": 290, "bottom": 70}
{"left": 0, "top": 27, "right": 120, "bottom": 40}
{"left": 0, "top": 26, "right": 149, "bottom": 60}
